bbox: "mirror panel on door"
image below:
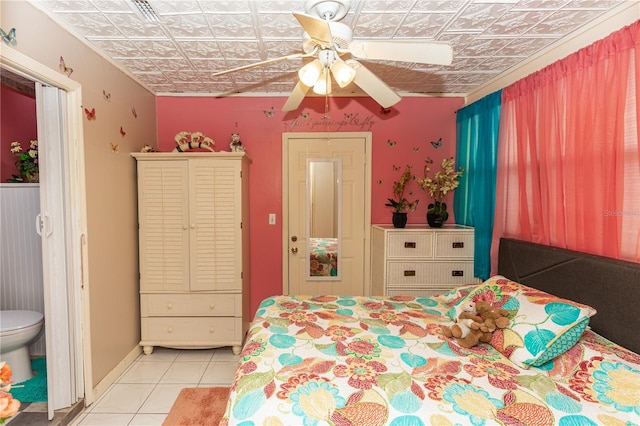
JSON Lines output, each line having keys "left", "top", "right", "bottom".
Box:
{"left": 307, "top": 158, "right": 341, "bottom": 280}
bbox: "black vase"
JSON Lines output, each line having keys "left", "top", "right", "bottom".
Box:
{"left": 392, "top": 212, "right": 408, "bottom": 228}
{"left": 427, "top": 213, "right": 445, "bottom": 228}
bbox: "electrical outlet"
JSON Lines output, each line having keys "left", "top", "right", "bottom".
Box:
{"left": 269, "top": 213, "right": 276, "bottom": 225}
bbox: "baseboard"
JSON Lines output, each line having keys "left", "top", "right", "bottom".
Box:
{"left": 89, "top": 346, "right": 142, "bottom": 405}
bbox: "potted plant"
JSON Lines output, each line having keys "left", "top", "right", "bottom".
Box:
{"left": 7, "top": 140, "right": 39, "bottom": 183}
{"left": 416, "top": 157, "right": 464, "bottom": 228}
{"left": 385, "top": 165, "right": 419, "bottom": 228}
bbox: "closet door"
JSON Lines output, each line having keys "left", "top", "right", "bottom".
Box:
{"left": 137, "top": 160, "right": 190, "bottom": 292}
{"left": 190, "top": 158, "right": 240, "bottom": 291}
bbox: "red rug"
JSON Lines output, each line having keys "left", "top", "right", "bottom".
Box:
{"left": 163, "top": 387, "right": 230, "bottom": 426}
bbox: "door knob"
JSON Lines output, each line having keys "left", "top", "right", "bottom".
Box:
{"left": 291, "top": 236, "right": 298, "bottom": 242}
{"left": 291, "top": 247, "right": 298, "bottom": 254}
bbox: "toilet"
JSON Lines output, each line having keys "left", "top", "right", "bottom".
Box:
{"left": 0, "top": 310, "right": 44, "bottom": 383}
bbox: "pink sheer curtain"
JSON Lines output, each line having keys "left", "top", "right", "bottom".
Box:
{"left": 492, "top": 20, "right": 640, "bottom": 271}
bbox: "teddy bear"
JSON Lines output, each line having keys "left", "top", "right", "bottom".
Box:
{"left": 441, "top": 301, "right": 491, "bottom": 348}
{"left": 475, "top": 301, "right": 510, "bottom": 332}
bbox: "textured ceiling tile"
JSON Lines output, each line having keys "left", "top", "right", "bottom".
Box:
{"left": 527, "top": 9, "right": 605, "bottom": 35}
{"left": 458, "top": 37, "right": 514, "bottom": 56}
{"left": 160, "top": 14, "right": 215, "bottom": 38}
{"left": 132, "top": 40, "right": 183, "bottom": 58}
{"left": 394, "top": 13, "right": 455, "bottom": 38}
{"left": 57, "top": 12, "right": 121, "bottom": 37}
{"left": 114, "top": 58, "right": 160, "bottom": 72}
{"left": 148, "top": 1, "right": 202, "bottom": 14}
{"left": 108, "top": 13, "right": 167, "bottom": 38}
{"left": 498, "top": 36, "right": 555, "bottom": 56}
{"left": 176, "top": 40, "right": 224, "bottom": 58}
{"left": 353, "top": 13, "right": 406, "bottom": 37}
{"left": 449, "top": 3, "right": 515, "bottom": 32}
{"left": 257, "top": 14, "right": 302, "bottom": 39}
{"left": 483, "top": 10, "right": 551, "bottom": 35}
{"left": 89, "top": 39, "right": 143, "bottom": 58}
{"left": 205, "top": 13, "right": 258, "bottom": 38}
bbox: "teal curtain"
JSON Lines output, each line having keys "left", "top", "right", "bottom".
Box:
{"left": 454, "top": 90, "right": 502, "bottom": 280}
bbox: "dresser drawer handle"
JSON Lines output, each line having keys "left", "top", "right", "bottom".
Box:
{"left": 167, "top": 303, "right": 173, "bottom": 309}
{"left": 404, "top": 242, "right": 416, "bottom": 248}
{"left": 452, "top": 242, "right": 464, "bottom": 248}
{"left": 209, "top": 327, "right": 215, "bottom": 333}
{"left": 209, "top": 304, "right": 216, "bottom": 310}
{"left": 404, "top": 270, "right": 416, "bottom": 277}
{"left": 452, "top": 270, "right": 464, "bottom": 277}
{"left": 167, "top": 327, "right": 173, "bottom": 333}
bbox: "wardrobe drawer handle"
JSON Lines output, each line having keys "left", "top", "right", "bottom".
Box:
{"left": 209, "top": 304, "right": 216, "bottom": 310}
{"left": 452, "top": 270, "right": 464, "bottom": 277}
{"left": 167, "top": 327, "right": 173, "bottom": 333}
{"left": 452, "top": 242, "right": 464, "bottom": 248}
{"left": 403, "top": 270, "right": 416, "bottom": 277}
{"left": 167, "top": 303, "right": 173, "bottom": 309}
{"left": 404, "top": 242, "right": 416, "bottom": 248}
{"left": 209, "top": 327, "right": 215, "bottom": 333}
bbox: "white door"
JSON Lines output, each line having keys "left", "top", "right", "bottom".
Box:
{"left": 283, "top": 132, "right": 371, "bottom": 296}
{"left": 36, "top": 84, "right": 79, "bottom": 416}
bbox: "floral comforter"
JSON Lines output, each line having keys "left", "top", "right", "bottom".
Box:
{"left": 309, "top": 238, "right": 338, "bottom": 277}
{"left": 221, "top": 292, "right": 640, "bottom": 425}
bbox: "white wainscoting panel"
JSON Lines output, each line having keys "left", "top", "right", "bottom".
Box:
{"left": 0, "top": 183, "right": 46, "bottom": 356}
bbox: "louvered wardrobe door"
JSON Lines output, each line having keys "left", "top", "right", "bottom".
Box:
{"left": 137, "top": 160, "right": 190, "bottom": 292}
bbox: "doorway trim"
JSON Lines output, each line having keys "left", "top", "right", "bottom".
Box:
{"left": 1, "top": 48, "right": 91, "bottom": 406}
{"left": 282, "top": 132, "right": 372, "bottom": 296}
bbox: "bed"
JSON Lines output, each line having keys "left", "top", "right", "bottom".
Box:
{"left": 221, "top": 238, "right": 640, "bottom": 425}
{"left": 309, "top": 237, "right": 338, "bottom": 277}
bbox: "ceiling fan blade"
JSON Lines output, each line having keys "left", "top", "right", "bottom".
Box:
{"left": 293, "top": 13, "right": 333, "bottom": 48}
{"left": 347, "top": 60, "right": 401, "bottom": 108}
{"left": 349, "top": 41, "right": 453, "bottom": 66}
{"left": 282, "top": 80, "right": 311, "bottom": 112}
{"left": 211, "top": 52, "right": 310, "bottom": 77}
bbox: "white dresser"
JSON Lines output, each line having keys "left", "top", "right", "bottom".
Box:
{"left": 132, "top": 152, "right": 251, "bottom": 355}
{"left": 371, "top": 224, "right": 479, "bottom": 297}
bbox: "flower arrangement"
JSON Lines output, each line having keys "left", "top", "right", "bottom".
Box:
{"left": 416, "top": 157, "right": 464, "bottom": 220}
{"left": 7, "top": 139, "right": 39, "bottom": 183}
{"left": 0, "top": 362, "right": 20, "bottom": 424}
{"left": 385, "top": 165, "right": 419, "bottom": 213}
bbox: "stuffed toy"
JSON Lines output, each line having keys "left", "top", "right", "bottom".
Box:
{"left": 475, "top": 301, "right": 510, "bottom": 332}
{"left": 442, "top": 301, "right": 489, "bottom": 347}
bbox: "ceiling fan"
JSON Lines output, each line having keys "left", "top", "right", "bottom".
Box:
{"left": 212, "top": 0, "right": 453, "bottom": 112}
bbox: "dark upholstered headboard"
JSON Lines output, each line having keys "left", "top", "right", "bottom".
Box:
{"left": 498, "top": 238, "right": 640, "bottom": 354}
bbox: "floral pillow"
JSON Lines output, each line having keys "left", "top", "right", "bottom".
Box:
{"left": 451, "top": 275, "right": 597, "bottom": 368}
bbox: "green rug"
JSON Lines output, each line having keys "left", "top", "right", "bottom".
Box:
{"left": 9, "top": 357, "right": 47, "bottom": 402}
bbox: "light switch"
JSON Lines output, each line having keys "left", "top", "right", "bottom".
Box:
{"left": 269, "top": 213, "right": 276, "bottom": 225}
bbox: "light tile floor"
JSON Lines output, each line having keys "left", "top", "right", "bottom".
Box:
{"left": 70, "top": 347, "right": 240, "bottom": 426}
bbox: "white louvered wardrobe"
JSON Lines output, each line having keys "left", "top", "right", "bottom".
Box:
{"left": 132, "top": 152, "right": 251, "bottom": 355}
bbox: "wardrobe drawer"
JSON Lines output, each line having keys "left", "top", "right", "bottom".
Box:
{"left": 141, "top": 293, "right": 241, "bottom": 317}
{"left": 434, "top": 233, "right": 474, "bottom": 258}
{"left": 387, "top": 233, "right": 433, "bottom": 258}
{"left": 141, "top": 317, "right": 240, "bottom": 343}
{"left": 386, "top": 261, "right": 475, "bottom": 285}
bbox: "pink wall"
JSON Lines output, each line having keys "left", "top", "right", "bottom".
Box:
{"left": 1, "top": 84, "right": 37, "bottom": 182}
{"left": 156, "top": 95, "right": 464, "bottom": 313}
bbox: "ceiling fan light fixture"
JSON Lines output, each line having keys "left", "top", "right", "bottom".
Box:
{"left": 331, "top": 59, "right": 356, "bottom": 88}
{"left": 312, "top": 70, "right": 332, "bottom": 95}
{"left": 298, "top": 59, "right": 323, "bottom": 86}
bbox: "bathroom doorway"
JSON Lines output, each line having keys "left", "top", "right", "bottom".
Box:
{"left": 1, "top": 49, "right": 88, "bottom": 418}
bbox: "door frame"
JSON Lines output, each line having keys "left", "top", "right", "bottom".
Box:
{"left": 1, "top": 48, "right": 90, "bottom": 409}
{"left": 281, "top": 132, "right": 372, "bottom": 296}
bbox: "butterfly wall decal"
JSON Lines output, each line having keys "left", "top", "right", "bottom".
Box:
{"left": 103, "top": 90, "right": 111, "bottom": 102}
{"left": 344, "top": 113, "right": 353, "bottom": 120}
{"left": 84, "top": 107, "right": 96, "bottom": 121}
{"left": 425, "top": 157, "right": 434, "bottom": 164}
{"left": 120, "top": 127, "right": 126, "bottom": 137}
{"left": 387, "top": 140, "right": 396, "bottom": 147}
{"left": 131, "top": 107, "right": 137, "bottom": 118}
{"left": 263, "top": 107, "right": 274, "bottom": 117}
{"left": 413, "top": 147, "right": 420, "bottom": 152}
{"left": 59, "top": 56, "right": 73, "bottom": 77}
{"left": 110, "top": 142, "right": 119, "bottom": 153}
{"left": 431, "top": 137, "right": 443, "bottom": 149}
{"left": 380, "top": 107, "right": 391, "bottom": 116}
{"left": 377, "top": 179, "right": 384, "bottom": 185}
{"left": 392, "top": 165, "right": 400, "bottom": 172}
{"left": 299, "top": 112, "right": 310, "bottom": 119}
{"left": 0, "top": 27, "right": 16, "bottom": 46}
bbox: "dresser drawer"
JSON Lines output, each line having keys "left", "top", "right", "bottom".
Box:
{"left": 434, "top": 233, "right": 474, "bottom": 258}
{"left": 141, "top": 293, "right": 241, "bottom": 317}
{"left": 387, "top": 233, "right": 434, "bottom": 258}
{"left": 141, "top": 317, "right": 240, "bottom": 343}
{"left": 387, "top": 261, "right": 475, "bottom": 285}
